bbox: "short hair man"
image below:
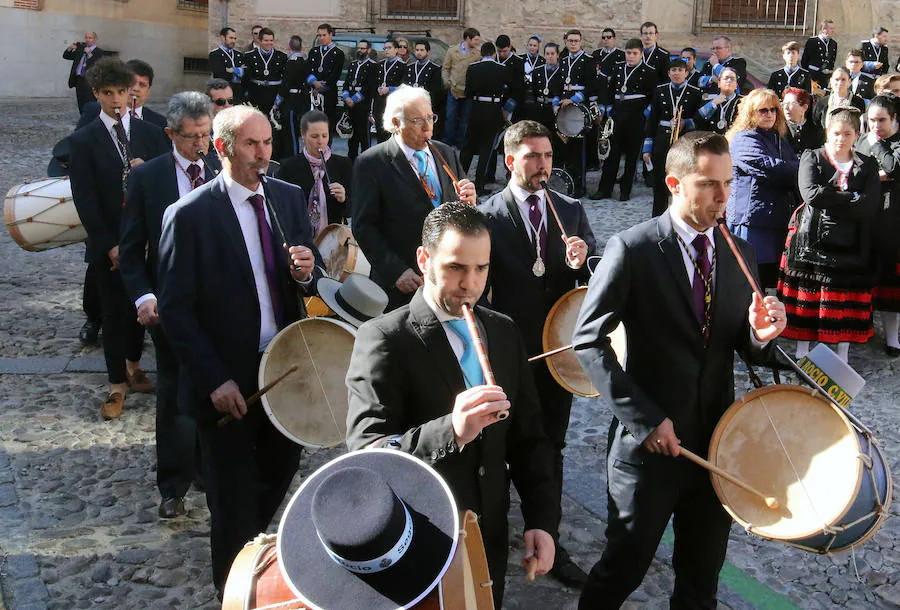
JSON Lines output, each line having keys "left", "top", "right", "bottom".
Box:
{"left": 68, "top": 57, "right": 170, "bottom": 419}
{"left": 306, "top": 23, "right": 346, "bottom": 136}
{"left": 242, "top": 27, "right": 287, "bottom": 115}
{"left": 574, "top": 131, "right": 786, "bottom": 608}
{"left": 122, "top": 59, "right": 167, "bottom": 128}
{"left": 245, "top": 24, "right": 262, "bottom": 52}
{"left": 639, "top": 22, "right": 670, "bottom": 83}
{"left": 64, "top": 31, "right": 105, "bottom": 112}
{"left": 680, "top": 47, "right": 701, "bottom": 87}
{"left": 352, "top": 85, "right": 475, "bottom": 310}
{"left": 801, "top": 19, "right": 838, "bottom": 88}
{"left": 346, "top": 201, "right": 560, "bottom": 607}
{"left": 478, "top": 120, "right": 596, "bottom": 586}
{"left": 698, "top": 35, "right": 748, "bottom": 95}
{"left": 404, "top": 39, "right": 444, "bottom": 135}
{"left": 157, "top": 105, "right": 324, "bottom": 595}
{"left": 206, "top": 78, "right": 235, "bottom": 116}
{"left": 593, "top": 28, "right": 625, "bottom": 85}
{"left": 340, "top": 38, "right": 378, "bottom": 161}
{"left": 120, "top": 91, "right": 221, "bottom": 519}
{"left": 209, "top": 27, "right": 244, "bottom": 102}
{"left": 373, "top": 39, "right": 407, "bottom": 143}
{"left": 441, "top": 27, "right": 482, "bottom": 147}
{"left": 846, "top": 49, "right": 876, "bottom": 99}
{"left": 860, "top": 27, "right": 890, "bottom": 76}
{"left": 767, "top": 41, "right": 811, "bottom": 97}
{"left": 272, "top": 34, "right": 312, "bottom": 158}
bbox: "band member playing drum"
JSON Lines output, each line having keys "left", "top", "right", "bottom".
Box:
{"left": 572, "top": 131, "right": 786, "bottom": 608}
{"left": 557, "top": 29, "right": 598, "bottom": 198}
{"left": 346, "top": 202, "right": 559, "bottom": 607}
{"left": 276, "top": 110, "right": 352, "bottom": 231}
{"left": 478, "top": 120, "right": 595, "bottom": 587}
{"left": 157, "top": 105, "right": 324, "bottom": 596}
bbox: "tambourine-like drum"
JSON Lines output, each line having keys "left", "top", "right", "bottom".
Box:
{"left": 555, "top": 103, "right": 592, "bottom": 138}
{"left": 4, "top": 177, "right": 86, "bottom": 252}
{"left": 222, "top": 511, "right": 494, "bottom": 610}
{"left": 258, "top": 317, "right": 356, "bottom": 448}
{"left": 314, "top": 223, "right": 371, "bottom": 281}
{"left": 709, "top": 385, "right": 892, "bottom": 554}
{"left": 542, "top": 286, "right": 626, "bottom": 398}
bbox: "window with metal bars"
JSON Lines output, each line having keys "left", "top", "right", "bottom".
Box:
{"left": 177, "top": 0, "right": 208, "bottom": 10}
{"left": 183, "top": 57, "right": 209, "bottom": 73}
{"left": 381, "top": 0, "right": 459, "bottom": 19}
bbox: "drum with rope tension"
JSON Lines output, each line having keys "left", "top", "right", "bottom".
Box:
{"left": 708, "top": 385, "right": 892, "bottom": 553}
{"left": 555, "top": 103, "right": 593, "bottom": 139}
{"left": 221, "top": 510, "right": 494, "bottom": 609}
{"left": 314, "top": 223, "right": 371, "bottom": 282}
{"left": 4, "top": 177, "right": 86, "bottom": 252}
{"left": 258, "top": 317, "right": 356, "bottom": 448}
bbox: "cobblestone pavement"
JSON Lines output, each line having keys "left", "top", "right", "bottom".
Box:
{"left": 0, "top": 99, "right": 898, "bottom": 609}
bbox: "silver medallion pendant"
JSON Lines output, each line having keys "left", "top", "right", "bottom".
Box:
{"left": 543, "top": 88, "right": 549, "bottom": 95}
{"left": 621, "top": 85, "right": 627, "bottom": 93}
{"left": 264, "top": 69, "right": 269, "bottom": 76}
{"left": 532, "top": 258, "right": 545, "bottom": 277}
{"left": 717, "top": 119, "right": 727, "bottom": 129}
{"left": 566, "top": 77, "right": 571, "bottom": 84}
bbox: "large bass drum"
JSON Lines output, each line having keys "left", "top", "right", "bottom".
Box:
{"left": 709, "top": 385, "right": 892, "bottom": 553}
{"left": 541, "top": 286, "right": 626, "bottom": 397}
{"left": 4, "top": 177, "right": 86, "bottom": 251}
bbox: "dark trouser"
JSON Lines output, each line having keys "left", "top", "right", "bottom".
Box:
{"left": 460, "top": 112, "right": 502, "bottom": 189}
{"left": 347, "top": 104, "right": 371, "bottom": 161}
{"left": 597, "top": 112, "right": 644, "bottom": 197}
{"left": 74, "top": 76, "right": 95, "bottom": 113}
{"left": 246, "top": 85, "right": 279, "bottom": 115}
{"left": 586, "top": 124, "right": 600, "bottom": 168}
{"left": 481, "top": 517, "right": 509, "bottom": 608}
{"left": 199, "top": 404, "right": 302, "bottom": 593}
{"left": 564, "top": 136, "right": 587, "bottom": 194}
{"left": 322, "top": 92, "right": 339, "bottom": 139}
{"left": 373, "top": 95, "right": 392, "bottom": 143}
{"left": 96, "top": 264, "right": 145, "bottom": 384}
{"left": 229, "top": 81, "right": 244, "bottom": 104}
{"left": 651, "top": 139, "right": 672, "bottom": 217}
{"left": 82, "top": 263, "right": 102, "bottom": 324}
{"left": 151, "top": 327, "right": 197, "bottom": 500}
{"left": 578, "top": 447, "right": 732, "bottom": 609}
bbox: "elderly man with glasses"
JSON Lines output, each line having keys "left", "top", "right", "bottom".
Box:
{"left": 698, "top": 35, "right": 748, "bottom": 95}
{"left": 352, "top": 85, "right": 476, "bottom": 310}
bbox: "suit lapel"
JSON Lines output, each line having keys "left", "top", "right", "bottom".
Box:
{"left": 657, "top": 211, "right": 697, "bottom": 322}
{"left": 408, "top": 291, "right": 466, "bottom": 396}
{"left": 91, "top": 119, "right": 123, "bottom": 166}
{"left": 161, "top": 158, "right": 180, "bottom": 211}
{"left": 387, "top": 138, "right": 431, "bottom": 211}
{"left": 208, "top": 176, "right": 255, "bottom": 288}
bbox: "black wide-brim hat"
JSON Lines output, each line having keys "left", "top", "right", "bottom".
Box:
{"left": 277, "top": 449, "right": 459, "bottom": 609}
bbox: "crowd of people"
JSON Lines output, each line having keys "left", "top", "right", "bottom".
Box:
{"left": 53, "top": 17, "right": 899, "bottom": 609}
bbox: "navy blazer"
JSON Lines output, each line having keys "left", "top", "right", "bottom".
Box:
{"left": 69, "top": 116, "right": 169, "bottom": 264}
{"left": 157, "top": 174, "right": 324, "bottom": 422}
{"left": 120, "top": 150, "right": 222, "bottom": 304}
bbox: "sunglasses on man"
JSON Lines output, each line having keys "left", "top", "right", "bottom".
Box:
{"left": 213, "top": 98, "right": 235, "bottom": 107}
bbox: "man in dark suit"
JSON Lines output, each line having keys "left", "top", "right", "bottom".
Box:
{"left": 208, "top": 27, "right": 244, "bottom": 103}
{"left": 405, "top": 39, "right": 445, "bottom": 137}
{"left": 698, "top": 36, "right": 748, "bottom": 95}
{"left": 479, "top": 120, "right": 595, "bottom": 588}
{"left": 572, "top": 131, "right": 787, "bottom": 608}
{"left": 346, "top": 202, "right": 559, "bottom": 607}
{"left": 242, "top": 27, "right": 287, "bottom": 115}
{"left": 341, "top": 39, "right": 377, "bottom": 161}
{"left": 272, "top": 35, "right": 311, "bottom": 159}
{"left": 64, "top": 31, "right": 104, "bottom": 112}
{"left": 861, "top": 27, "right": 890, "bottom": 77}
{"left": 373, "top": 39, "right": 408, "bottom": 143}
{"left": 120, "top": 91, "right": 221, "bottom": 520}
{"left": 76, "top": 59, "right": 167, "bottom": 130}
{"left": 556, "top": 30, "right": 599, "bottom": 198}
{"left": 801, "top": 19, "right": 838, "bottom": 88}
{"left": 69, "top": 57, "right": 170, "bottom": 420}
{"left": 846, "top": 49, "right": 877, "bottom": 100}
{"left": 352, "top": 85, "right": 476, "bottom": 311}
{"left": 306, "top": 24, "right": 345, "bottom": 136}
{"left": 639, "top": 22, "right": 670, "bottom": 84}
{"left": 157, "top": 105, "right": 324, "bottom": 595}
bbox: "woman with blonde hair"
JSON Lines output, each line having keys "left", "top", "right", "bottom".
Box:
{"left": 725, "top": 88, "right": 800, "bottom": 288}
{"left": 812, "top": 68, "right": 866, "bottom": 129}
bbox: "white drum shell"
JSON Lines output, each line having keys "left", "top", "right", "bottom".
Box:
{"left": 4, "top": 178, "right": 86, "bottom": 251}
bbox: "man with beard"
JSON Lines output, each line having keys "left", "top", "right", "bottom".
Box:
{"left": 209, "top": 27, "right": 244, "bottom": 102}
{"left": 342, "top": 39, "right": 378, "bottom": 161}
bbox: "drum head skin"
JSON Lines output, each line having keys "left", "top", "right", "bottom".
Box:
{"left": 259, "top": 318, "right": 356, "bottom": 448}
{"left": 556, "top": 104, "right": 591, "bottom": 138}
{"left": 543, "top": 286, "right": 625, "bottom": 398}
{"left": 314, "top": 223, "right": 370, "bottom": 281}
{"left": 709, "top": 385, "right": 867, "bottom": 542}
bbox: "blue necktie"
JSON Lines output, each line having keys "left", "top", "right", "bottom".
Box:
{"left": 445, "top": 319, "right": 484, "bottom": 388}
{"left": 413, "top": 149, "right": 441, "bottom": 207}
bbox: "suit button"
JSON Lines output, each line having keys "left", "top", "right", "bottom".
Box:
{"left": 478, "top": 466, "right": 486, "bottom": 477}
{"left": 439, "top": 448, "right": 446, "bottom": 457}
{"left": 431, "top": 451, "right": 439, "bottom": 461}
{"left": 447, "top": 442, "right": 456, "bottom": 453}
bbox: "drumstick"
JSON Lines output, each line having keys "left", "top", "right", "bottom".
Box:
{"left": 715, "top": 219, "right": 778, "bottom": 324}
{"left": 524, "top": 556, "right": 538, "bottom": 582}
{"left": 528, "top": 344, "right": 573, "bottom": 362}
{"left": 460, "top": 303, "right": 508, "bottom": 420}
{"left": 426, "top": 140, "right": 462, "bottom": 198}
{"left": 538, "top": 180, "right": 569, "bottom": 242}
{"left": 679, "top": 447, "right": 780, "bottom": 509}
{"left": 216, "top": 364, "right": 299, "bottom": 427}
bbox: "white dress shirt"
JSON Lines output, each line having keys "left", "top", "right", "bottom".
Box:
{"left": 223, "top": 172, "right": 279, "bottom": 351}
{"left": 395, "top": 134, "right": 438, "bottom": 185}
{"left": 509, "top": 182, "right": 547, "bottom": 244}
{"left": 98, "top": 110, "right": 130, "bottom": 162}
{"left": 422, "top": 287, "right": 466, "bottom": 361}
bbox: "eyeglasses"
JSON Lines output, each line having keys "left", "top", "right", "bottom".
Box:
{"left": 757, "top": 107, "right": 779, "bottom": 115}
{"left": 213, "top": 98, "right": 234, "bottom": 106}
{"left": 398, "top": 45, "right": 408, "bottom": 49}
{"left": 176, "top": 130, "right": 211, "bottom": 141}
{"left": 405, "top": 114, "right": 439, "bottom": 127}
{"left": 601, "top": 35, "right": 613, "bottom": 40}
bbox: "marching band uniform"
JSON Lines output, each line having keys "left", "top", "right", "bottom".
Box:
{"left": 801, "top": 34, "right": 838, "bottom": 88}
{"left": 342, "top": 54, "right": 378, "bottom": 161}
{"left": 643, "top": 82, "right": 703, "bottom": 216}
{"left": 529, "top": 62, "right": 566, "bottom": 160}
{"left": 767, "top": 65, "right": 812, "bottom": 97}
{"left": 520, "top": 49, "right": 547, "bottom": 117}
{"left": 306, "top": 42, "right": 345, "bottom": 133}
{"left": 593, "top": 47, "right": 626, "bottom": 92}
{"left": 861, "top": 38, "right": 889, "bottom": 77}
{"left": 642, "top": 45, "right": 670, "bottom": 84}
{"left": 275, "top": 51, "right": 312, "bottom": 159}
{"left": 373, "top": 56, "right": 407, "bottom": 143}
{"left": 698, "top": 56, "right": 748, "bottom": 95}
{"left": 404, "top": 56, "right": 444, "bottom": 107}
{"left": 849, "top": 70, "right": 876, "bottom": 101}
{"left": 686, "top": 66, "right": 702, "bottom": 88}
{"left": 595, "top": 60, "right": 657, "bottom": 200}
{"left": 695, "top": 92, "right": 742, "bottom": 134}
{"left": 499, "top": 52, "right": 527, "bottom": 120}
{"left": 243, "top": 46, "right": 287, "bottom": 115}
{"left": 208, "top": 44, "right": 244, "bottom": 102}
{"left": 558, "top": 49, "right": 599, "bottom": 196}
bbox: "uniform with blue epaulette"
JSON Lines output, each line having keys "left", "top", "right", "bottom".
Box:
{"left": 241, "top": 29, "right": 287, "bottom": 115}
{"left": 800, "top": 26, "right": 838, "bottom": 88}
{"left": 695, "top": 90, "right": 742, "bottom": 134}
{"left": 642, "top": 60, "right": 703, "bottom": 216}
{"left": 344, "top": 50, "right": 379, "bottom": 161}
{"left": 556, "top": 29, "right": 599, "bottom": 197}
{"left": 208, "top": 27, "right": 244, "bottom": 102}
{"left": 373, "top": 44, "right": 408, "bottom": 143}
{"left": 306, "top": 25, "right": 346, "bottom": 135}
{"left": 527, "top": 47, "right": 565, "bottom": 133}
{"left": 860, "top": 30, "right": 890, "bottom": 77}
{"left": 403, "top": 55, "right": 443, "bottom": 105}
{"left": 697, "top": 41, "right": 748, "bottom": 95}
{"left": 593, "top": 38, "right": 656, "bottom": 201}
{"left": 273, "top": 38, "right": 312, "bottom": 158}
{"left": 519, "top": 39, "right": 546, "bottom": 113}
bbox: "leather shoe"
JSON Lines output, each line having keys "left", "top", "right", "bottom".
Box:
{"left": 126, "top": 368, "right": 154, "bottom": 393}
{"left": 886, "top": 346, "right": 900, "bottom": 357}
{"left": 550, "top": 556, "right": 589, "bottom": 588}
{"left": 619, "top": 192, "right": 631, "bottom": 202}
{"left": 79, "top": 320, "right": 101, "bottom": 345}
{"left": 158, "top": 497, "right": 186, "bottom": 519}
{"left": 590, "top": 190, "right": 612, "bottom": 200}
{"left": 100, "top": 392, "right": 125, "bottom": 420}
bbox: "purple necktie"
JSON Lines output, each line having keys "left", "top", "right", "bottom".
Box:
{"left": 186, "top": 163, "right": 204, "bottom": 189}
{"left": 248, "top": 194, "right": 285, "bottom": 328}
{"left": 692, "top": 233, "right": 711, "bottom": 331}
{"left": 527, "top": 194, "right": 547, "bottom": 261}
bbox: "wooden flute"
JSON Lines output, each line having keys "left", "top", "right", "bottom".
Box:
{"left": 460, "top": 303, "right": 508, "bottom": 420}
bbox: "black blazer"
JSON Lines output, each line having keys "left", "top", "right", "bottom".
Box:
{"left": 787, "top": 120, "right": 825, "bottom": 156}
{"left": 478, "top": 187, "right": 596, "bottom": 354}
{"left": 69, "top": 117, "right": 169, "bottom": 264}
{"left": 157, "top": 174, "right": 324, "bottom": 422}
{"left": 812, "top": 95, "right": 867, "bottom": 130}
{"left": 465, "top": 60, "right": 514, "bottom": 131}
{"left": 346, "top": 289, "right": 560, "bottom": 539}
{"left": 275, "top": 152, "right": 352, "bottom": 223}
{"left": 77, "top": 101, "right": 168, "bottom": 130}
{"left": 572, "top": 211, "right": 767, "bottom": 466}
{"left": 64, "top": 44, "right": 104, "bottom": 88}
{"left": 351, "top": 138, "right": 465, "bottom": 305}
{"left": 120, "top": 151, "right": 222, "bottom": 304}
